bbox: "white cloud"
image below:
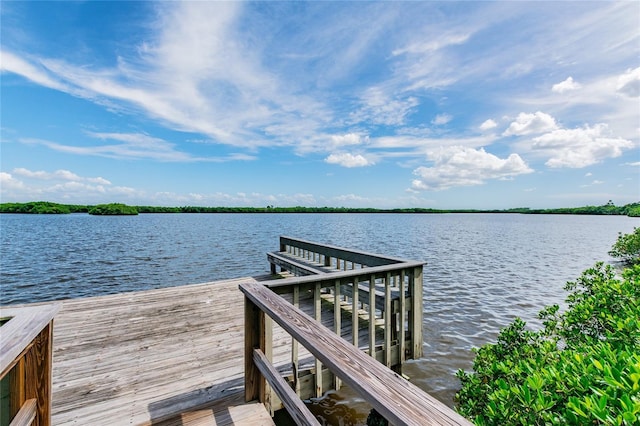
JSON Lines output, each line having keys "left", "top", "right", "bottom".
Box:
{"left": 552, "top": 76, "right": 581, "bottom": 93}
{"left": 0, "top": 168, "right": 139, "bottom": 203}
{"left": 479, "top": 119, "right": 498, "bottom": 131}
{"left": 392, "top": 32, "right": 471, "bottom": 56}
{"left": 325, "top": 153, "right": 374, "bottom": 168}
{"left": 333, "top": 194, "right": 370, "bottom": 203}
{"left": 432, "top": 114, "right": 452, "bottom": 126}
{"left": 350, "top": 87, "right": 419, "bottom": 126}
{"left": 12, "top": 168, "right": 111, "bottom": 185}
{"left": 0, "top": 172, "right": 26, "bottom": 191}
{"left": 0, "top": 50, "right": 68, "bottom": 92}
{"left": 503, "top": 112, "right": 558, "bottom": 136}
{"left": 330, "top": 133, "right": 367, "bottom": 148}
{"left": 1, "top": 2, "right": 333, "bottom": 149}
{"left": 410, "top": 147, "right": 533, "bottom": 191}
{"left": 616, "top": 67, "right": 640, "bottom": 97}
{"left": 21, "top": 133, "right": 257, "bottom": 163}
{"left": 531, "top": 123, "right": 635, "bottom": 168}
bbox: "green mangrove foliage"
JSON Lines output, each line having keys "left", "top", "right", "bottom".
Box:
{"left": 456, "top": 262, "right": 640, "bottom": 425}
{"left": 2, "top": 201, "right": 640, "bottom": 216}
{"left": 609, "top": 227, "right": 640, "bottom": 265}
{"left": 88, "top": 203, "right": 138, "bottom": 215}
{"left": 0, "top": 202, "right": 90, "bottom": 214}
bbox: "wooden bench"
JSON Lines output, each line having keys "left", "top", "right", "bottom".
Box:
{"left": 267, "top": 251, "right": 326, "bottom": 276}
{"left": 268, "top": 251, "right": 405, "bottom": 313}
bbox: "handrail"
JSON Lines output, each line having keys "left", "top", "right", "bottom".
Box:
{"left": 1, "top": 303, "right": 60, "bottom": 426}
{"left": 241, "top": 281, "right": 471, "bottom": 426}
{"left": 264, "top": 259, "right": 425, "bottom": 364}
{"left": 279, "top": 235, "right": 407, "bottom": 268}
{"left": 265, "top": 260, "right": 424, "bottom": 289}
{"left": 252, "top": 348, "right": 320, "bottom": 426}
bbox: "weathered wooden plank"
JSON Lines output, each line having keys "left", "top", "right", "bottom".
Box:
{"left": 8, "top": 398, "right": 36, "bottom": 426}
{"left": 279, "top": 236, "right": 408, "bottom": 267}
{"left": 267, "top": 252, "right": 324, "bottom": 276}
{"left": 253, "top": 349, "right": 320, "bottom": 426}
{"left": 384, "top": 273, "right": 392, "bottom": 367}
{"left": 240, "top": 281, "right": 471, "bottom": 426}
{"left": 0, "top": 304, "right": 60, "bottom": 378}
{"left": 411, "top": 266, "right": 424, "bottom": 359}
{"left": 40, "top": 277, "right": 285, "bottom": 425}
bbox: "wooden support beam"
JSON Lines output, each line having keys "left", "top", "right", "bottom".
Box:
{"left": 292, "top": 286, "right": 300, "bottom": 396}
{"left": 411, "top": 267, "right": 424, "bottom": 359}
{"left": 313, "top": 283, "right": 322, "bottom": 398}
{"left": 244, "top": 298, "right": 263, "bottom": 403}
{"left": 384, "top": 273, "right": 392, "bottom": 367}
{"left": 369, "top": 275, "right": 376, "bottom": 357}
{"left": 252, "top": 349, "right": 320, "bottom": 426}
{"left": 8, "top": 398, "right": 37, "bottom": 426}
{"left": 333, "top": 279, "right": 342, "bottom": 390}
{"left": 351, "top": 279, "right": 359, "bottom": 348}
{"left": 399, "top": 270, "right": 406, "bottom": 368}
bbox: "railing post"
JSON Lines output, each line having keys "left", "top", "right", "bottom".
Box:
{"left": 26, "top": 322, "right": 54, "bottom": 426}
{"left": 314, "top": 282, "right": 323, "bottom": 398}
{"left": 292, "top": 286, "right": 300, "bottom": 396}
{"left": 410, "top": 266, "right": 424, "bottom": 359}
{"left": 368, "top": 274, "right": 376, "bottom": 357}
{"left": 333, "top": 279, "right": 342, "bottom": 390}
{"left": 1, "top": 304, "right": 59, "bottom": 426}
{"left": 245, "top": 297, "right": 261, "bottom": 402}
{"left": 384, "top": 272, "right": 392, "bottom": 367}
{"left": 399, "top": 270, "right": 406, "bottom": 369}
{"left": 245, "top": 296, "right": 275, "bottom": 410}
{"left": 351, "top": 279, "right": 359, "bottom": 348}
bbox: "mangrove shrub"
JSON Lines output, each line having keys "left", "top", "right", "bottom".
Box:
{"left": 456, "top": 263, "right": 640, "bottom": 425}
{"left": 88, "top": 203, "right": 138, "bottom": 215}
{"left": 609, "top": 227, "right": 640, "bottom": 265}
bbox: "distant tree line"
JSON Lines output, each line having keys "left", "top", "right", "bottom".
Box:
{"left": 87, "top": 203, "right": 138, "bottom": 215}
{"left": 1, "top": 200, "right": 639, "bottom": 217}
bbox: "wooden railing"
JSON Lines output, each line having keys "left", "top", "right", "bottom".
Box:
{"left": 241, "top": 281, "right": 471, "bottom": 425}
{"left": 266, "top": 237, "right": 424, "bottom": 380}
{"left": 0, "top": 304, "right": 60, "bottom": 426}
{"left": 243, "top": 237, "right": 471, "bottom": 424}
{"left": 270, "top": 236, "right": 407, "bottom": 274}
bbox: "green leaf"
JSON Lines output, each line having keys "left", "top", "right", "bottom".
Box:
{"left": 592, "top": 358, "right": 603, "bottom": 371}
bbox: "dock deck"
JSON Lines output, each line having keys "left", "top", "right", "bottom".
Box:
{"left": 50, "top": 276, "right": 277, "bottom": 425}
{"left": 3, "top": 236, "right": 469, "bottom": 426}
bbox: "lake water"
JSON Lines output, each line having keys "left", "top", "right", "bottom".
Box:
{"left": 1, "top": 213, "right": 637, "bottom": 418}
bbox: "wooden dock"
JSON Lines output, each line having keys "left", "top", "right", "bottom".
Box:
{"left": 49, "top": 276, "right": 276, "bottom": 425}
{"left": 3, "top": 236, "right": 471, "bottom": 426}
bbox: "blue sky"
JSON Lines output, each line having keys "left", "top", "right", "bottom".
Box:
{"left": 1, "top": 1, "right": 638, "bottom": 209}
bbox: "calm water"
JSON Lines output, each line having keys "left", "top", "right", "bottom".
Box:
{"left": 1, "top": 213, "right": 637, "bottom": 420}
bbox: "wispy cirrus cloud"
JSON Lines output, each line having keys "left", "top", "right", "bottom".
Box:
{"left": 2, "top": 1, "right": 638, "bottom": 201}
{"left": 21, "top": 133, "right": 257, "bottom": 163}
{"left": 0, "top": 50, "right": 68, "bottom": 92}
